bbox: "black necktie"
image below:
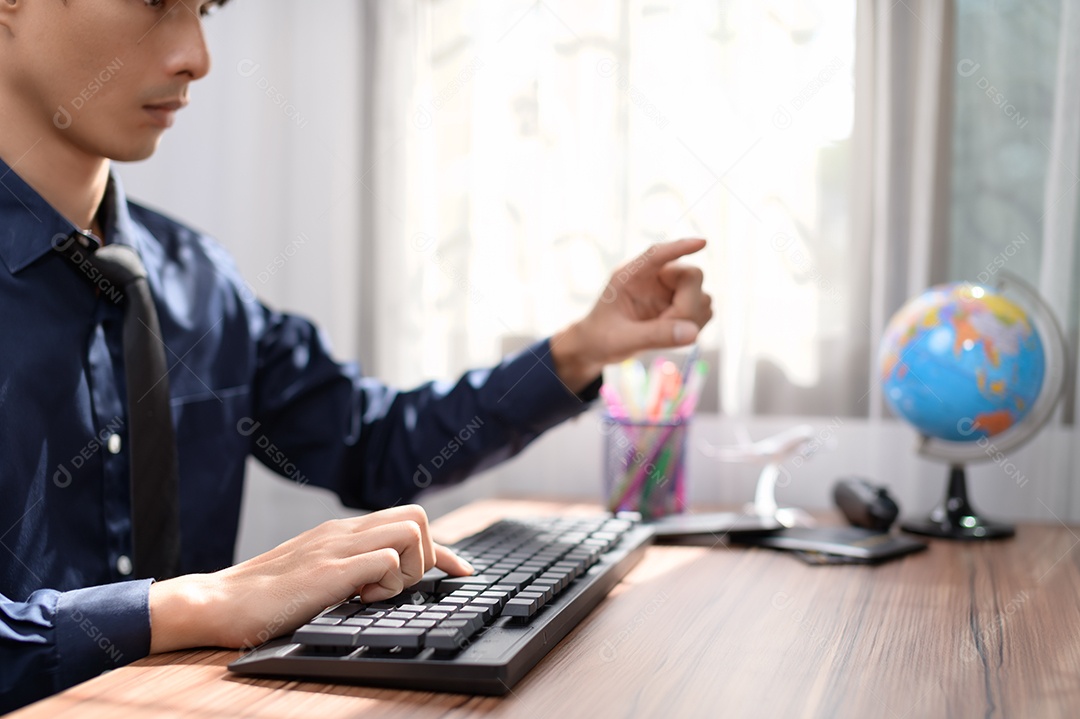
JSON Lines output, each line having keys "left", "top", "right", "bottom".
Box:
{"left": 55, "top": 231, "right": 182, "bottom": 580}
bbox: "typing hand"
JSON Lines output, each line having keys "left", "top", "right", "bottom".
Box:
{"left": 551, "top": 238, "right": 713, "bottom": 393}
{"left": 147, "top": 504, "right": 472, "bottom": 652}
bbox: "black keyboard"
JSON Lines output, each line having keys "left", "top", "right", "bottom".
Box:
{"left": 228, "top": 514, "right": 653, "bottom": 694}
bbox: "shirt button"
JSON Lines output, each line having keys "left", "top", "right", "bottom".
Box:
{"left": 107, "top": 434, "right": 122, "bottom": 454}
{"left": 116, "top": 554, "right": 133, "bottom": 576}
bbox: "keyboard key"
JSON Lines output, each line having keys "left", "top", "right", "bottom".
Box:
{"left": 516, "top": 590, "right": 546, "bottom": 605}
{"left": 503, "top": 596, "right": 540, "bottom": 618}
{"left": 539, "top": 571, "right": 571, "bottom": 591}
{"left": 293, "top": 624, "right": 364, "bottom": 647}
{"left": 500, "top": 571, "right": 537, "bottom": 589}
{"left": 448, "top": 612, "right": 485, "bottom": 633}
{"left": 359, "top": 627, "right": 426, "bottom": 649}
{"left": 438, "top": 575, "right": 504, "bottom": 593}
{"left": 458, "top": 584, "right": 492, "bottom": 593}
{"left": 426, "top": 628, "right": 468, "bottom": 651}
{"left": 550, "top": 561, "right": 583, "bottom": 578}
{"left": 466, "top": 599, "right": 498, "bottom": 621}
{"left": 433, "top": 603, "right": 461, "bottom": 614}
{"left": 405, "top": 619, "right": 438, "bottom": 629}
{"left": 411, "top": 567, "right": 448, "bottom": 593}
{"left": 565, "top": 548, "right": 599, "bottom": 563}
{"left": 524, "top": 584, "right": 554, "bottom": 603}
{"left": 353, "top": 608, "right": 384, "bottom": 617}
{"left": 368, "top": 602, "right": 401, "bottom": 610}
{"left": 603, "top": 519, "right": 633, "bottom": 532}
{"left": 341, "top": 617, "right": 376, "bottom": 627}
{"left": 373, "top": 618, "right": 406, "bottom": 628}
{"left": 478, "top": 590, "right": 511, "bottom": 608}
{"left": 321, "top": 604, "right": 360, "bottom": 619}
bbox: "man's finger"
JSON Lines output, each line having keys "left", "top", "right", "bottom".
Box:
{"left": 621, "top": 318, "right": 700, "bottom": 352}
{"left": 349, "top": 504, "right": 437, "bottom": 571}
{"left": 343, "top": 521, "right": 427, "bottom": 587}
{"left": 657, "top": 263, "right": 704, "bottom": 291}
{"left": 635, "top": 238, "right": 707, "bottom": 271}
{"left": 433, "top": 542, "right": 474, "bottom": 576}
{"left": 658, "top": 265, "right": 713, "bottom": 327}
{"left": 356, "top": 548, "right": 407, "bottom": 603}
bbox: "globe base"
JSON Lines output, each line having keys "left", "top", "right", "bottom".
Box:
{"left": 901, "top": 465, "right": 1015, "bottom": 541}
{"left": 901, "top": 516, "right": 1015, "bottom": 540}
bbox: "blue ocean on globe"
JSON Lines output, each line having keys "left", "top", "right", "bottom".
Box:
{"left": 879, "top": 283, "right": 1045, "bottom": 442}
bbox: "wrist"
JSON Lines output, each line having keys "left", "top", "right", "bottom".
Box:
{"left": 550, "top": 322, "right": 605, "bottom": 394}
{"left": 148, "top": 574, "right": 219, "bottom": 653}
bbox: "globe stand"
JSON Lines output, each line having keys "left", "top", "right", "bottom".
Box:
{"left": 901, "top": 465, "right": 1015, "bottom": 540}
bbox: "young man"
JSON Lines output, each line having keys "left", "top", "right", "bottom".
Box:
{"left": 0, "top": 0, "right": 712, "bottom": 711}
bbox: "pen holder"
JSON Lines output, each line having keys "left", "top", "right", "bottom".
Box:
{"left": 602, "top": 414, "right": 688, "bottom": 520}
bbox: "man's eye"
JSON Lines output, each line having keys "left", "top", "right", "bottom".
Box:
{"left": 141, "top": 0, "right": 220, "bottom": 16}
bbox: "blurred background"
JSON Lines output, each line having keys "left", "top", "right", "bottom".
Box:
{"left": 117, "top": 0, "right": 1080, "bottom": 557}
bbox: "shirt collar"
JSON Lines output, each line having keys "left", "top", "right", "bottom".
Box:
{"left": 0, "top": 155, "right": 140, "bottom": 275}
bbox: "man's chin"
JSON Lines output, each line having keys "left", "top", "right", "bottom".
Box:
{"left": 106, "top": 134, "right": 165, "bottom": 163}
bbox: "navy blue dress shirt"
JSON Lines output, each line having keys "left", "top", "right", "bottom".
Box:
{"left": 0, "top": 157, "right": 598, "bottom": 712}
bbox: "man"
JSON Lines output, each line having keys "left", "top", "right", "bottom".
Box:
{"left": 0, "top": 0, "right": 712, "bottom": 711}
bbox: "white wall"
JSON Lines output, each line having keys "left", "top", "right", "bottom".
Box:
{"left": 474, "top": 411, "right": 1075, "bottom": 525}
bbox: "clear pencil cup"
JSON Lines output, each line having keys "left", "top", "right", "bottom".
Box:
{"left": 602, "top": 413, "right": 688, "bottom": 521}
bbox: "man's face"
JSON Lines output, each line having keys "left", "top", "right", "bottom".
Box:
{"left": 3, "top": 0, "right": 215, "bottom": 162}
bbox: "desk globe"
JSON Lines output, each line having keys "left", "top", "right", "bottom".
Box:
{"left": 879, "top": 278, "right": 1067, "bottom": 539}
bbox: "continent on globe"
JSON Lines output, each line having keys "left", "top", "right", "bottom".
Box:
{"left": 879, "top": 283, "right": 1045, "bottom": 442}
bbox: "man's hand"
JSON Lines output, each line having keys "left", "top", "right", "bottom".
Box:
{"left": 551, "top": 238, "right": 713, "bottom": 393}
{"left": 147, "top": 504, "right": 472, "bottom": 653}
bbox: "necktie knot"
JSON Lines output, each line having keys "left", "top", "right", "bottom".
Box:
{"left": 54, "top": 232, "right": 148, "bottom": 291}
{"left": 91, "top": 245, "right": 149, "bottom": 286}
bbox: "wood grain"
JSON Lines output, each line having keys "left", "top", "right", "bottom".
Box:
{"left": 12, "top": 499, "right": 1080, "bottom": 718}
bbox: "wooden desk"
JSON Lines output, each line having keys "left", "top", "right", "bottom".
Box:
{"left": 13, "top": 499, "right": 1080, "bottom": 718}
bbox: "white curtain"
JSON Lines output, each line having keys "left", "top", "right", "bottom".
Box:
{"left": 362, "top": 0, "right": 1080, "bottom": 518}
{"left": 364, "top": 0, "right": 1080, "bottom": 410}
{"left": 364, "top": 0, "right": 864, "bottom": 422}
{"left": 857, "top": 0, "right": 955, "bottom": 421}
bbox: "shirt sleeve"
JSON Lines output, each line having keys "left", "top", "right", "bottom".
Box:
{"left": 0, "top": 580, "right": 153, "bottom": 714}
{"left": 249, "top": 306, "right": 601, "bottom": 509}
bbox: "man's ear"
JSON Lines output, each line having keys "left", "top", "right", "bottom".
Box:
{"left": 0, "top": 0, "right": 20, "bottom": 36}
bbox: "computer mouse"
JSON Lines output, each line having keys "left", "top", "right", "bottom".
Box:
{"left": 832, "top": 477, "right": 899, "bottom": 532}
